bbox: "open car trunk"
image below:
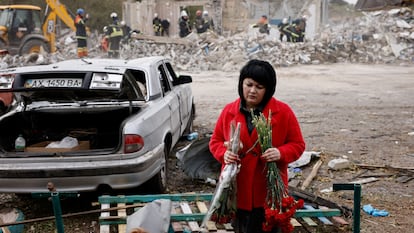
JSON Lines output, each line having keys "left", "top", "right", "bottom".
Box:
{"left": 0, "top": 69, "right": 146, "bottom": 155}
{"left": 0, "top": 104, "right": 141, "bottom": 154}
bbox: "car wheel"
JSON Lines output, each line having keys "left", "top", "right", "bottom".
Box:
{"left": 20, "top": 39, "right": 49, "bottom": 55}
{"left": 145, "top": 143, "right": 168, "bottom": 193}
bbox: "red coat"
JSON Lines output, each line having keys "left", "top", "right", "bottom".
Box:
{"left": 209, "top": 97, "right": 305, "bottom": 211}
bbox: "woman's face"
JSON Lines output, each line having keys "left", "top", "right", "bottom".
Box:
{"left": 242, "top": 78, "right": 266, "bottom": 109}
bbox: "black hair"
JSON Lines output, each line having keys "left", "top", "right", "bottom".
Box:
{"left": 238, "top": 59, "right": 277, "bottom": 107}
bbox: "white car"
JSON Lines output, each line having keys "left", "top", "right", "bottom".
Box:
{"left": 0, "top": 56, "right": 194, "bottom": 193}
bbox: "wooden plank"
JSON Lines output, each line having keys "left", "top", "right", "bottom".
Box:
{"left": 171, "top": 202, "right": 185, "bottom": 232}
{"left": 320, "top": 206, "right": 349, "bottom": 225}
{"left": 100, "top": 203, "right": 110, "bottom": 233}
{"left": 180, "top": 202, "right": 200, "bottom": 232}
{"left": 304, "top": 205, "right": 333, "bottom": 225}
{"left": 290, "top": 218, "right": 302, "bottom": 227}
{"left": 98, "top": 193, "right": 213, "bottom": 204}
{"left": 295, "top": 208, "right": 341, "bottom": 217}
{"left": 301, "top": 216, "right": 318, "bottom": 226}
{"left": 197, "top": 201, "right": 217, "bottom": 231}
{"left": 118, "top": 203, "right": 127, "bottom": 233}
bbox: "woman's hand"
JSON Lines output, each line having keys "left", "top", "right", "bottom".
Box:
{"left": 261, "top": 147, "right": 281, "bottom": 162}
{"left": 223, "top": 150, "right": 240, "bottom": 164}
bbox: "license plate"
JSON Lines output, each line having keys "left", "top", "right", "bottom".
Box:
{"left": 24, "top": 78, "right": 83, "bottom": 88}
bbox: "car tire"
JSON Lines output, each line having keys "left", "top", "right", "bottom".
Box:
{"left": 145, "top": 143, "right": 169, "bottom": 193}
{"left": 184, "top": 103, "right": 195, "bottom": 135}
{"left": 20, "top": 39, "right": 49, "bottom": 55}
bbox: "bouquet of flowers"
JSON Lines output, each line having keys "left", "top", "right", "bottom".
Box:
{"left": 251, "top": 110, "right": 304, "bottom": 233}
{"left": 201, "top": 122, "right": 240, "bottom": 228}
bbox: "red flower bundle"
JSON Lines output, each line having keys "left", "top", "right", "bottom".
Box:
{"left": 262, "top": 197, "right": 304, "bottom": 232}
{"left": 252, "top": 111, "right": 304, "bottom": 233}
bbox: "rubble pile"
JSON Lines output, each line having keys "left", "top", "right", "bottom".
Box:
{"left": 0, "top": 7, "right": 413, "bottom": 71}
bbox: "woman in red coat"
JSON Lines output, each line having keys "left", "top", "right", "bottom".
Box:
{"left": 209, "top": 59, "right": 305, "bottom": 233}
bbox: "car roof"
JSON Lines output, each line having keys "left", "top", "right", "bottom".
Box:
{"left": 2, "top": 56, "right": 168, "bottom": 75}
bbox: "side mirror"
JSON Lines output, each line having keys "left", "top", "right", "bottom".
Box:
{"left": 173, "top": 75, "right": 192, "bottom": 85}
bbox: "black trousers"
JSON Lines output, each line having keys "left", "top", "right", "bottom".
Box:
{"left": 233, "top": 208, "right": 279, "bottom": 233}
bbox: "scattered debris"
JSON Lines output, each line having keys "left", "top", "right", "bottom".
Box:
{"left": 350, "top": 177, "right": 380, "bottom": 184}
{"left": 328, "top": 158, "right": 351, "bottom": 170}
{"left": 0, "top": 8, "right": 413, "bottom": 72}
{"left": 301, "top": 160, "right": 323, "bottom": 190}
{"left": 362, "top": 204, "right": 389, "bottom": 217}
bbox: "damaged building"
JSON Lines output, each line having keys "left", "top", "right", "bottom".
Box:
{"left": 122, "top": 0, "right": 329, "bottom": 40}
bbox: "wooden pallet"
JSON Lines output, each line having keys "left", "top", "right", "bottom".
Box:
{"left": 98, "top": 193, "right": 347, "bottom": 233}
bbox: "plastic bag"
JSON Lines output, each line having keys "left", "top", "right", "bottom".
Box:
{"left": 46, "top": 136, "right": 79, "bottom": 148}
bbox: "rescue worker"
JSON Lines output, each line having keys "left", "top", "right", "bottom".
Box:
{"left": 161, "top": 18, "right": 170, "bottom": 37}
{"left": 74, "top": 8, "right": 88, "bottom": 58}
{"left": 120, "top": 20, "right": 131, "bottom": 41}
{"left": 253, "top": 15, "right": 270, "bottom": 35}
{"left": 194, "top": 10, "right": 205, "bottom": 33}
{"left": 283, "top": 22, "right": 300, "bottom": 42}
{"left": 277, "top": 18, "right": 289, "bottom": 41}
{"left": 152, "top": 13, "right": 162, "bottom": 36}
{"left": 178, "top": 10, "right": 191, "bottom": 38}
{"left": 106, "top": 12, "right": 123, "bottom": 58}
{"left": 294, "top": 15, "right": 307, "bottom": 42}
{"left": 202, "top": 10, "right": 214, "bottom": 32}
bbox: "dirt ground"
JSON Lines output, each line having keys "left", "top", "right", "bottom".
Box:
{"left": 175, "top": 63, "right": 414, "bottom": 233}
{"left": 1, "top": 63, "right": 413, "bottom": 233}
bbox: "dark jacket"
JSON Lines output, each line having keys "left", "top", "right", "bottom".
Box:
{"left": 179, "top": 17, "right": 191, "bottom": 38}
{"left": 74, "top": 15, "right": 87, "bottom": 39}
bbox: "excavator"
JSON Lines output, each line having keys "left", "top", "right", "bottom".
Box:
{"left": 0, "top": 0, "right": 75, "bottom": 56}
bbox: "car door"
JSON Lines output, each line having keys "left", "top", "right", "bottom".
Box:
{"left": 157, "top": 62, "right": 181, "bottom": 144}
{"left": 165, "top": 62, "right": 192, "bottom": 136}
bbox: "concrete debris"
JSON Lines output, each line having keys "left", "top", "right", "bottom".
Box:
{"left": 1, "top": 8, "right": 413, "bottom": 71}
{"left": 328, "top": 158, "right": 350, "bottom": 170}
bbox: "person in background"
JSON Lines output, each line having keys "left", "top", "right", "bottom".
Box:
{"left": 283, "top": 21, "right": 300, "bottom": 42}
{"left": 106, "top": 12, "right": 123, "bottom": 58}
{"left": 202, "top": 10, "right": 214, "bottom": 32}
{"left": 277, "top": 18, "right": 289, "bottom": 42}
{"left": 178, "top": 10, "right": 191, "bottom": 38}
{"left": 152, "top": 13, "right": 162, "bottom": 36}
{"left": 120, "top": 20, "right": 131, "bottom": 41}
{"left": 194, "top": 10, "right": 205, "bottom": 33}
{"left": 161, "top": 18, "right": 170, "bottom": 37}
{"left": 294, "top": 15, "right": 307, "bottom": 42}
{"left": 253, "top": 15, "right": 270, "bottom": 35}
{"left": 74, "top": 8, "right": 88, "bottom": 58}
{"left": 209, "top": 59, "right": 305, "bottom": 233}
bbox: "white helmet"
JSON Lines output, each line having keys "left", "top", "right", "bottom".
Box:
{"left": 110, "top": 12, "right": 118, "bottom": 18}
{"left": 120, "top": 20, "right": 126, "bottom": 26}
{"left": 203, "top": 10, "right": 208, "bottom": 16}
{"left": 180, "top": 10, "right": 188, "bottom": 17}
{"left": 282, "top": 18, "right": 288, "bottom": 24}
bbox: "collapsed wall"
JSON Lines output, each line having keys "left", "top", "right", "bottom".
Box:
{"left": 0, "top": 7, "right": 413, "bottom": 72}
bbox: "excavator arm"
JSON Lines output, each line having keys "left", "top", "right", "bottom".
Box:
{"left": 42, "top": 0, "right": 75, "bottom": 53}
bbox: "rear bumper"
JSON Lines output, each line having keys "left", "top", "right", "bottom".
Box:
{"left": 0, "top": 144, "right": 165, "bottom": 193}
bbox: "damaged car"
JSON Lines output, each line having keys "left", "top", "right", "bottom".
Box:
{"left": 0, "top": 56, "right": 195, "bottom": 194}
